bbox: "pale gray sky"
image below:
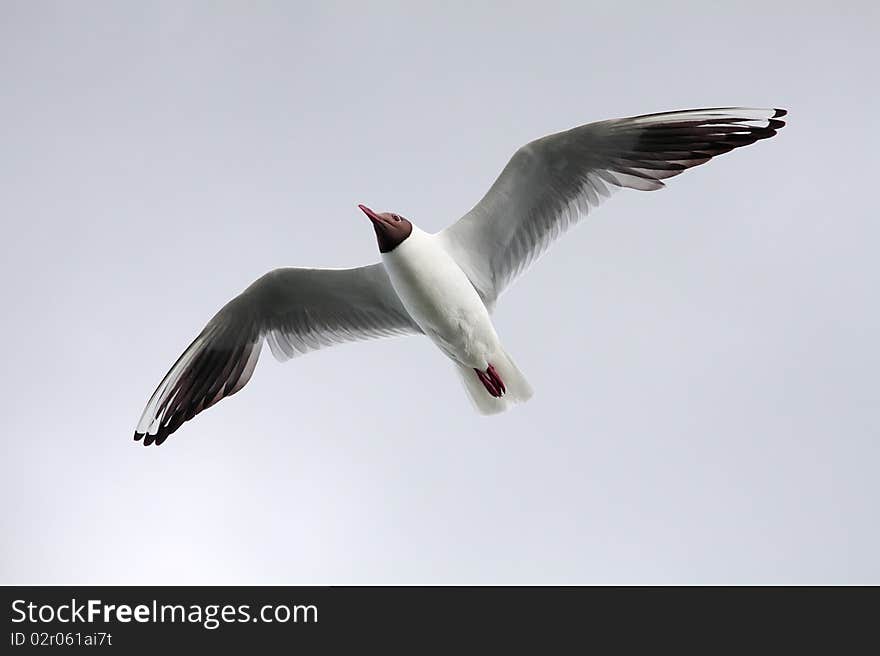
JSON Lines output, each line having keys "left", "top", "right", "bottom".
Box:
{"left": 2, "top": 1, "right": 878, "bottom": 583}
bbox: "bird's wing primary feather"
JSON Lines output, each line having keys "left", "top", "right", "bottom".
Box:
{"left": 134, "top": 264, "right": 420, "bottom": 445}
{"left": 440, "top": 107, "right": 787, "bottom": 306}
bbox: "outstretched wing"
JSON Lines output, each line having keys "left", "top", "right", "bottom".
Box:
{"left": 134, "top": 264, "right": 420, "bottom": 445}
{"left": 440, "top": 107, "right": 787, "bottom": 306}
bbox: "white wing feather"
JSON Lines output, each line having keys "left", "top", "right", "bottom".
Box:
{"left": 134, "top": 264, "right": 419, "bottom": 445}
{"left": 440, "top": 107, "right": 787, "bottom": 305}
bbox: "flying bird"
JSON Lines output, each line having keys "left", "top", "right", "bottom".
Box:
{"left": 135, "top": 107, "right": 786, "bottom": 445}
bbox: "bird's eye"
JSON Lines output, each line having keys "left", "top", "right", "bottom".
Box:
{"left": 393, "top": 215, "right": 401, "bottom": 222}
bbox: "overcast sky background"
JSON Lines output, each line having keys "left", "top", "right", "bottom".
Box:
{"left": 2, "top": 1, "right": 877, "bottom": 584}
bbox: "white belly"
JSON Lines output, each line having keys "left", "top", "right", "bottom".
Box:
{"left": 381, "top": 228, "right": 499, "bottom": 367}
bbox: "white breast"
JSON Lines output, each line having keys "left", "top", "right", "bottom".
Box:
{"left": 381, "top": 227, "right": 499, "bottom": 366}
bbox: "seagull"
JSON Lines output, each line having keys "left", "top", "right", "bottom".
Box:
{"left": 134, "top": 107, "right": 787, "bottom": 445}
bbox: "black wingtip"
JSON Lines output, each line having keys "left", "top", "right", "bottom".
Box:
{"left": 134, "top": 421, "right": 179, "bottom": 446}
{"left": 773, "top": 108, "right": 788, "bottom": 118}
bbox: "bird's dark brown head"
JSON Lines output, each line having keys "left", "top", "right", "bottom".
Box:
{"left": 358, "top": 204, "right": 413, "bottom": 253}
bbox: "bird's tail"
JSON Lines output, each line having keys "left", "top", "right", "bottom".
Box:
{"left": 454, "top": 347, "right": 533, "bottom": 415}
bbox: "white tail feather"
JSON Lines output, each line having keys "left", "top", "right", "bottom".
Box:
{"left": 454, "top": 348, "right": 533, "bottom": 415}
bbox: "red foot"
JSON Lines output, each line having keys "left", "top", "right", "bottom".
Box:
{"left": 474, "top": 364, "right": 506, "bottom": 398}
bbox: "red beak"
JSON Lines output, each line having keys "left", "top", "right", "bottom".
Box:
{"left": 358, "top": 204, "right": 382, "bottom": 224}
